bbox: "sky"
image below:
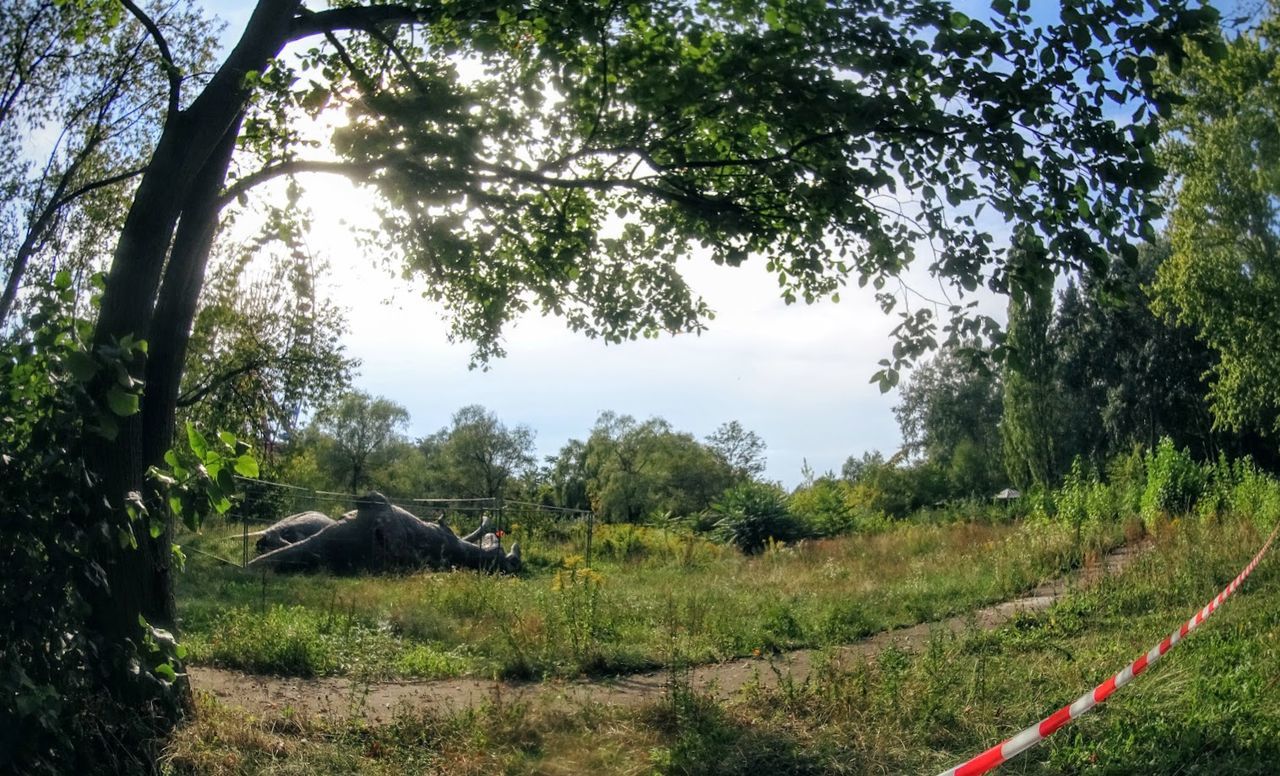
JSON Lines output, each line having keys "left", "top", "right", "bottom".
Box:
{"left": 196, "top": 0, "right": 1010, "bottom": 486}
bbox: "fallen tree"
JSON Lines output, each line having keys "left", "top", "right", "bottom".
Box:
{"left": 248, "top": 493, "right": 519, "bottom": 573}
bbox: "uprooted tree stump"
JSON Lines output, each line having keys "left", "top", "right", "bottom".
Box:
{"left": 248, "top": 493, "right": 520, "bottom": 574}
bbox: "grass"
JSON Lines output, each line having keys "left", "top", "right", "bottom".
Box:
{"left": 175, "top": 515, "right": 1125, "bottom": 680}
{"left": 165, "top": 513, "right": 1280, "bottom": 774}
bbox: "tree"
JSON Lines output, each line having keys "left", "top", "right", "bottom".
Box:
{"left": 894, "top": 344, "right": 1004, "bottom": 495}
{"left": 841, "top": 450, "right": 885, "bottom": 484}
{"left": 314, "top": 391, "right": 409, "bottom": 493}
{"left": 1001, "top": 239, "right": 1060, "bottom": 489}
{"left": 546, "top": 438, "right": 591, "bottom": 512}
{"left": 177, "top": 228, "right": 356, "bottom": 464}
{"left": 427, "top": 404, "right": 536, "bottom": 500}
{"left": 10, "top": 0, "right": 1221, "bottom": 758}
{"left": 706, "top": 420, "right": 767, "bottom": 481}
{"left": 1053, "top": 242, "right": 1219, "bottom": 462}
{"left": 0, "top": 0, "right": 215, "bottom": 328}
{"left": 1154, "top": 5, "right": 1280, "bottom": 436}
{"left": 583, "top": 412, "right": 732, "bottom": 521}
{"left": 647, "top": 428, "right": 733, "bottom": 517}
{"left": 584, "top": 412, "right": 662, "bottom": 522}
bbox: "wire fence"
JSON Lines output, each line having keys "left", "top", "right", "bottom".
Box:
{"left": 190, "top": 477, "right": 598, "bottom": 570}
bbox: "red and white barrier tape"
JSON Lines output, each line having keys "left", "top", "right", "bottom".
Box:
{"left": 938, "top": 523, "right": 1279, "bottom": 776}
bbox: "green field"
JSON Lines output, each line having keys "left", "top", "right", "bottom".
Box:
{"left": 166, "top": 514, "right": 1279, "bottom": 775}
{"left": 176, "top": 516, "right": 1125, "bottom": 681}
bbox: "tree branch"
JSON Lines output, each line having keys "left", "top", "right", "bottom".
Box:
{"left": 55, "top": 164, "right": 148, "bottom": 209}
{"left": 217, "top": 158, "right": 387, "bottom": 208}
{"left": 118, "top": 0, "right": 181, "bottom": 114}
{"left": 289, "top": 4, "right": 435, "bottom": 41}
{"left": 176, "top": 358, "right": 268, "bottom": 407}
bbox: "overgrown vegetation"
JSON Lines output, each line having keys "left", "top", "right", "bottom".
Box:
{"left": 3, "top": 0, "right": 1279, "bottom": 772}
{"left": 165, "top": 485, "right": 1279, "bottom": 774}
{"left": 179, "top": 517, "right": 1119, "bottom": 681}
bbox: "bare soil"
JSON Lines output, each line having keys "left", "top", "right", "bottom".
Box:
{"left": 189, "top": 542, "right": 1145, "bottom": 723}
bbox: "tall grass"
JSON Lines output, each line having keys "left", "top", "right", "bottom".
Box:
{"left": 177, "top": 517, "right": 1122, "bottom": 680}
{"left": 166, "top": 513, "right": 1280, "bottom": 775}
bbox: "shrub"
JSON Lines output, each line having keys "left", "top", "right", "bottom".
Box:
{"left": 709, "top": 482, "right": 805, "bottom": 554}
{"left": 1229, "top": 459, "right": 1280, "bottom": 530}
{"left": 789, "top": 478, "right": 857, "bottom": 536}
{"left": 1196, "top": 453, "right": 1238, "bottom": 520}
{"left": 1141, "top": 437, "right": 1203, "bottom": 528}
{"left": 1105, "top": 445, "right": 1146, "bottom": 517}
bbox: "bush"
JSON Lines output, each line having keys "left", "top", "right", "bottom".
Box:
{"left": 1105, "top": 445, "right": 1146, "bottom": 517}
{"left": 1196, "top": 453, "right": 1238, "bottom": 520}
{"left": 1141, "top": 437, "right": 1203, "bottom": 528}
{"left": 709, "top": 482, "right": 806, "bottom": 554}
{"left": 1229, "top": 459, "right": 1280, "bottom": 530}
{"left": 1056, "top": 457, "right": 1119, "bottom": 527}
{"left": 789, "top": 478, "right": 857, "bottom": 537}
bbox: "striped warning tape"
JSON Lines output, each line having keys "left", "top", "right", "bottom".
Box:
{"left": 938, "top": 522, "right": 1279, "bottom": 776}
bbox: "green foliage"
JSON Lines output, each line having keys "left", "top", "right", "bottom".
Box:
{"left": 710, "top": 482, "right": 805, "bottom": 554}
{"left": 549, "top": 556, "right": 608, "bottom": 669}
{"left": 312, "top": 391, "right": 410, "bottom": 493}
{"left": 151, "top": 422, "right": 256, "bottom": 531}
{"left": 583, "top": 412, "right": 732, "bottom": 523}
{"left": 1140, "top": 437, "right": 1204, "bottom": 527}
{"left": 1105, "top": 445, "right": 1148, "bottom": 518}
{"left": 705, "top": 421, "right": 768, "bottom": 482}
{"left": 179, "top": 236, "right": 355, "bottom": 460}
{"left": 419, "top": 404, "right": 537, "bottom": 500}
{"left": 0, "top": 275, "right": 165, "bottom": 773}
{"left": 894, "top": 346, "right": 1005, "bottom": 498}
{"left": 1228, "top": 459, "right": 1280, "bottom": 530}
{"left": 1155, "top": 4, "right": 1280, "bottom": 434}
{"left": 1054, "top": 245, "right": 1219, "bottom": 464}
{"left": 789, "top": 477, "right": 857, "bottom": 537}
{"left": 1001, "top": 251, "right": 1059, "bottom": 489}
{"left": 280, "top": 0, "right": 1222, "bottom": 376}
{"left": 0, "top": 0, "right": 217, "bottom": 329}
{"left": 1054, "top": 457, "right": 1118, "bottom": 529}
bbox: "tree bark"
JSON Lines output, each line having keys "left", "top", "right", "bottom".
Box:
{"left": 83, "top": 0, "right": 302, "bottom": 716}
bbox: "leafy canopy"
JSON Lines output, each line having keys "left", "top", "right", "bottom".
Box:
{"left": 245, "top": 0, "right": 1220, "bottom": 379}
{"left": 1154, "top": 3, "right": 1280, "bottom": 435}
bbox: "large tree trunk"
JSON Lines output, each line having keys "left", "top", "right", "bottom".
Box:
{"left": 82, "top": 0, "right": 302, "bottom": 722}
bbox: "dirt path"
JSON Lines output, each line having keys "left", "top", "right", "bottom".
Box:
{"left": 190, "top": 542, "right": 1145, "bottom": 723}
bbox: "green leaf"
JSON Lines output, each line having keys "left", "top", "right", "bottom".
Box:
{"left": 64, "top": 350, "right": 97, "bottom": 382}
{"left": 233, "top": 454, "right": 259, "bottom": 478}
{"left": 211, "top": 493, "right": 232, "bottom": 514}
{"left": 53, "top": 270, "right": 72, "bottom": 290}
{"left": 105, "top": 385, "right": 139, "bottom": 417}
{"left": 154, "top": 662, "right": 177, "bottom": 682}
{"left": 187, "top": 423, "right": 209, "bottom": 458}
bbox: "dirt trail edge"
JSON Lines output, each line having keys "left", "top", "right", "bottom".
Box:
{"left": 190, "top": 543, "right": 1145, "bottom": 723}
